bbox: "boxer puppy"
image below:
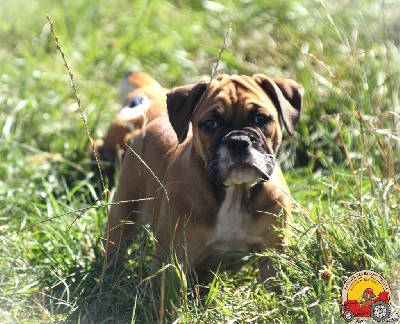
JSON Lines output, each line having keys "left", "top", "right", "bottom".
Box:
{"left": 94, "top": 72, "right": 167, "bottom": 182}
{"left": 105, "top": 74, "right": 302, "bottom": 281}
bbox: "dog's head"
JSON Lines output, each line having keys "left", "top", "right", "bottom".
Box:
{"left": 167, "top": 74, "right": 303, "bottom": 187}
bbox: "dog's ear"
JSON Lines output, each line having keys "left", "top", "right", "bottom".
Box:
{"left": 253, "top": 74, "right": 303, "bottom": 136}
{"left": 167, "top": 80, "right": 208, "bottom": 143}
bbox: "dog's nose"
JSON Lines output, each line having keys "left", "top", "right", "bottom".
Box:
{"left": 227, "top": 135, "right": 251, "bottom": 153}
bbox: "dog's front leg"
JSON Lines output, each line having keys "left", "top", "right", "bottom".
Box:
{"left": 104, "top": 150, "right": 143, "bottom": 266}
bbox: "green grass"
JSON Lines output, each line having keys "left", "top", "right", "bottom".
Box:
{"left": 1, "top": 0, "right": 399, "bottom": 322}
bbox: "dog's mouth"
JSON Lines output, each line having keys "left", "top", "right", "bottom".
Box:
{"left": 223, "top": 165, "right": 261, "bottom": 187}
{"left": 206, "top": 129, "right": 276, "bottom": 187}
{"left": 223, "top": 157, "right": 274, "bottom": 186}
{"left": 207, "top": 148, "right": 275, "bottom": 188}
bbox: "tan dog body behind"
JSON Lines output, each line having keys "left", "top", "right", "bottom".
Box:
{"left": 105, "top": 74, "right": 303, "bottom": 279}
{"left": 95, "top": 72, "right": 167, "bottom": 175}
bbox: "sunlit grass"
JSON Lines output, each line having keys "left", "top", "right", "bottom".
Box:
{"left": 0, "top": 0, "right": 399, "bottom": 322}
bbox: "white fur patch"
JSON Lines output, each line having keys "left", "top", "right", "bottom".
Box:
{"left": 207, "top": 186, "right": 261, "bottom": 252}
{"left": 118, "top": 79, "right": 137, "bottom": 104}
{"left": 118, "top": 97, "right": 151, "bottom": 120}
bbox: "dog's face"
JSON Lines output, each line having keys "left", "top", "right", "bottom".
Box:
{"left": 195, "top": 75, "right": 282, "bottom": 187}
{"left": 167, "top": 74, "right": 303, "bottom": 188}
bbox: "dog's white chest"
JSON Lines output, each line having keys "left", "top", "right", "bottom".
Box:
{"left": 209, "top": 186, "right": 261, "bottom": 251}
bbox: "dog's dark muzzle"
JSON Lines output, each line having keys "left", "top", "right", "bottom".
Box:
{"left": 218, "top": 130, "right": 275, "bottom": 182}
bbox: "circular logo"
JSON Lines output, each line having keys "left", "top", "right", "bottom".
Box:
{"left": 341, "top": 270, "right": 391, "bottom": 303}
{"left": 339, "top": 270, "right": 396, "bottom": 322}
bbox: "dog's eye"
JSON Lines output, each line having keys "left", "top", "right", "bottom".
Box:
{"left": 203, "top": 119, "right": 218, "bottom": 130}
{"left": 254, "top": 114, "right": 272, "bottom": 126}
